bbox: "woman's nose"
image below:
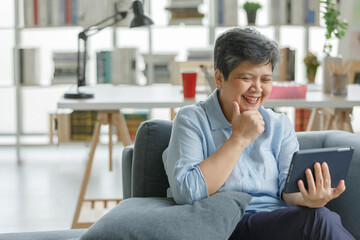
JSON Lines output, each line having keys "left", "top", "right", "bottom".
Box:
{"left": 250, "top": 80, "right": 262, "bottom": 92}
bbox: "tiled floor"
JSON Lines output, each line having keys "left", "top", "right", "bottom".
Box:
{"left": 0, "top": 143, "right": 124, "bottom": 233}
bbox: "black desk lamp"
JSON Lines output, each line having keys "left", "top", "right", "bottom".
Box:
{"left": 64, "top": 0, "right": 153, "bottom": 99}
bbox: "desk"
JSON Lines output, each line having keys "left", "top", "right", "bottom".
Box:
{"left": 58, "top": 84, "right": 360, "bottom": 228}
{"left": 58, "top": 84, "right": 360, "bottom": 110}
{"left": 57, "top": 85, "right": 207, "bottom": 228}
{"left": 264, "top": 84, "right": 360, "bottom": 132}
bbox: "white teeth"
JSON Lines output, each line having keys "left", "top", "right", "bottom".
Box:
{"left": 243, "top": 96, "right": 259, "bottom": 101}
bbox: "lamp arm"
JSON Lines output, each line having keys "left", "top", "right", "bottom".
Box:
{"left": 80, "top": 11, "right": 128, "bottom": 39}
{"left": 77, "top": 10, "right": 128, "bottom": 89}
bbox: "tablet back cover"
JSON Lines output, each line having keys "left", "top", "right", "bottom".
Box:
{"left": 284, "top": 147, "right": 353, "bottom": 193}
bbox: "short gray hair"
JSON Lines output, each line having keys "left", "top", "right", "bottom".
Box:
{"left": 214, "top": 27, "right": 281, "bottom": 80}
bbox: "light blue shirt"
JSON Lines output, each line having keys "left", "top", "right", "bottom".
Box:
{"left": 162, "top": 89, "right": 299, "bottom": 213}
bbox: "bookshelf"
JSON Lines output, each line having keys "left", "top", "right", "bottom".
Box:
{"left": 5, "top": 0, "right": 331, "bottom": 163}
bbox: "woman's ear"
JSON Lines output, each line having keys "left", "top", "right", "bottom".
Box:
{"left": 215, "top": 69, "right": 223, "bottom": 89}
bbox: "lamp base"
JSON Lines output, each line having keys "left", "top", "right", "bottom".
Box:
{"left": 64, "top": 90, "right": 94, "bottom": 99}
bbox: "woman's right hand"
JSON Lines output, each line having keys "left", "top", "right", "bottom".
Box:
{"left": 230, "top": 101, "right": 264, "bottom": 146}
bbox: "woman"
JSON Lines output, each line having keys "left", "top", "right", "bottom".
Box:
{"left": 162, "top": 27, "right": 354, "bottom": 239}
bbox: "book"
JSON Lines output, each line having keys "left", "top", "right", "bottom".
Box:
{"left": 166, "top": 0, "right": 204, "bottom": 25}
{"left": 222, "top": 0, "right": 238, "bottom": 26}
{"left": 269, "top": 0, "right": 287, "bottom": 25}
{"left": 52, "top": 51, "right": 83, "bottom": 85}
{"left": 59, "top": 0, "right": 66, "bottom": 25}
{"left": 123, "top": 110, "right": 149, "bottom": 141}
{"left": 111, "top": 48, "right": 139, "bottom": 85}
{"left": 142, "top": 53, "right": 177, "bottom": 84}
{"left": 295, "top": 108, "right": 311, "bottom": 132}
{"left": 171, "top": 11, "right": 204, "bottom": 19}
{"left": 38, "top": 0, "right": 48, "bottom": 26}
{"left": 305, "top": 0, "right": 320, "bottom": 25}
{"left": 169, "top": 17, "right": 203, "bottom": 25}
{"left": 23, "top": 0, "right": 35, "bottom": 27}
{"left": 290, "top": 0, "right": 304, "bottom": 25}
{"left": 187, "top": 48, "right": 212, "bottom": 60}
{"left": 96, "top": 51, "right": 105, "bottom": 84}
{"left": 215, "top": 0, "right": 237, "bottom": 26}
{"left": 72, "top": 0, "right": 78, "bottom": 25}
{"left": 33, "top": 0, "right": 39, "bottom": 25}
{"left": 66, "top": 0, "right": 72, "bottom": 25}
{"left": 279, "top": 47, "right": 296, "bottom": 81}
{"left": 71, "top": 111, "right": 98, "bottom": 141}
{"left": 104, "top": 51, "right": 112, "bottom": 84}
{"left": 166, "top": 0, "right": 203, "bottom": 9}
{"left": 18, "top": 48, "right": 41, "bottom": 86}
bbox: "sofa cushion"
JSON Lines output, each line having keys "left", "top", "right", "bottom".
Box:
{"left": 80, "top": 191, "right": 251, "bottom": 240}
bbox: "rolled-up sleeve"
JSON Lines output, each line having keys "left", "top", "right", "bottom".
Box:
{"left": 162, "top": 107, "right": 209, "bottom": 205}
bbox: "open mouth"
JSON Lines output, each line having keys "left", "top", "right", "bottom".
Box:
{"left": 242, "top": 95, "right": 260, "bottom": 103}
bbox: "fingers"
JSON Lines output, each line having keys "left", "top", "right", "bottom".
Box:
{"left": 305, "top": 168, "right": 316, "bottom": 193}
{"left": 333, "top": 180, "right": 346, "bottom": 198}
{"left": 299, "top": 163, "right": 346, "bottom": 208}
{"left": 322, "top": 162, "right": 331, "bottom": 189}
{"left": 298, "top": 180, "right": 309, "bottom": 197}
{"left": 232, "top": 101, "right": 240, "bottom": 117}
{"left": 314, "top": 162, "right": 323, "bottom": 189}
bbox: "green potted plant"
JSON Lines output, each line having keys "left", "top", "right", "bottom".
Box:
{"left": 242, "top": 1, "right": 262, "bottom": 25}
{"left": 320, "top": 0, "right": 349, "bottom": 93}
{"left": 304, "top": 51, "right": 320, "bottom": 83}
{"left": 320, "top": 0, "right": 348, "bottom": 56}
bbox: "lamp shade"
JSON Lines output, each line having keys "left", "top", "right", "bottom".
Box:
{"left": 130, "top": 0, "right": 154, "bottom": 28}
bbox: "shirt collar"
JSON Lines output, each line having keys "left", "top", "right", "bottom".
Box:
{"left": 203, "top": 89, "right": 231, "bottom": 130}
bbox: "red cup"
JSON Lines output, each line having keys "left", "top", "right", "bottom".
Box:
{"left": 182, "top": 71, "right": 197, "bottom": 98}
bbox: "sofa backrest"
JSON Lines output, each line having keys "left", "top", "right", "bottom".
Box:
{"left": 131, "top": 119, "right": 172, "bottom": 198}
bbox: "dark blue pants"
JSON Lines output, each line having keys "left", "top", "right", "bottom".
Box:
{"left": 229, "top": 207, "right": 355, "bottom": 240}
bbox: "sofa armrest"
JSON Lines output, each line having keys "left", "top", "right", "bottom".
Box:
{"left": 122, "top": 145, "right": 134, "bottom": 199}
{"left": 296, "top": 131, "right": 326, "bottom": 150}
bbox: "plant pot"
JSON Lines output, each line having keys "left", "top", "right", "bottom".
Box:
{"left": 306, "top": 66, "right": 318, "bottom": 83}
{"left": 246, "top": 10, "right": 257, "bottom": 25}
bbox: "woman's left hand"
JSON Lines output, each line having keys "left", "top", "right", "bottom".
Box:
{"left": 298, "top": 162, "right": 346, "bottom": 208}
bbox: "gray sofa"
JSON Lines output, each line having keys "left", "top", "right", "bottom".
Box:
{"left": 122, "top": 119, "right": 360, "bottom": 239}
{"left": 1, "top": 119, "right": 359, "bottom": 239}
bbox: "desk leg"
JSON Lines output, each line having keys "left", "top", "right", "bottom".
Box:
{"left": 108, "top": 112, "right": 113, "bottom": 172}
{"left": 72, "top": 117, "right": 103, "bottom": 229}
{"left": 171, "top": 109, "right": 176, "bottom": 120}
{"left": 306, "top": 108, "right": 319, "bottom": 131}
{"left": 71, "top": 110, "right": 131, "bottom": 229}
{"left": 321, "top": 108, "right": 354, "bottom": 133}
{"left": 49, "top": 113, "right": 54, "bottom": 144}
{"left": 113, "top": 111, "right": 131, "bottom": 146}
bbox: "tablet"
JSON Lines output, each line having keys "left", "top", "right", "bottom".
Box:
{"left": 283, "top": 147, "right": 354, "bottom": 194}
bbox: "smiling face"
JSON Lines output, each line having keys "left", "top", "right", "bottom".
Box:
{"left": 216, "top": 61, "right": 273, "bottom": 122}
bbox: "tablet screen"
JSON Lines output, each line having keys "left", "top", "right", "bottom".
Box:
{"left": 283, "top": 147, "right": 353, "bottom": 194}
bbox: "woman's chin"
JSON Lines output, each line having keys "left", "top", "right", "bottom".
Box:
{"left": 240, "top": 104, "right": 260, "bottom": 112}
